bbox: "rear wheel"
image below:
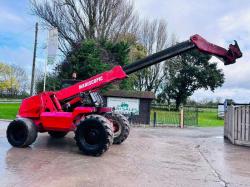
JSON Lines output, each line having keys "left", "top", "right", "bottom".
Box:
{"left": 48, "top": 131, "right": 68, "bottom": 138}
{"left": 7, "top": 118, "right": 38, "bottom": 147}
{"left": 75, "top": 115, "right": 114, "bottom": 156}
{"left": 104, "top": 113, "right": 130, "bottom": 144}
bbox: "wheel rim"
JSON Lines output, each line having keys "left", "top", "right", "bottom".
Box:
{"left": 84, "top": 128, "right": 101, "bottom": 145}
{"left": 80, "top": 122, "right": 105, "bottom": 148}
{"left": 113, "top": 121, "right": 122, "bottom": 138}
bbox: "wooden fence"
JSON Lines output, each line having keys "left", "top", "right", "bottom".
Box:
{"left": 224, "top": 105, "right": 250, "bottom": 146}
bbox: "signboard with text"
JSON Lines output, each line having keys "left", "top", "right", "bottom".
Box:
{"left": 107, "top": 97, "right": 139, "bottom": 115}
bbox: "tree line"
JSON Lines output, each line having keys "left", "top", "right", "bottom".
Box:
{"left": 31, "top": 0, "right": 224, "bottom": 109}
{"left": 0, "top": 62, "right": 29, "bottom": 98}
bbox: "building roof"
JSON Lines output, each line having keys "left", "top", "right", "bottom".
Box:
{"left": 102, "top": 90, "right": 155, "bottom": 99}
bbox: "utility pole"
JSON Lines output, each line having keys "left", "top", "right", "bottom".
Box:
{"left": 30, "top": 22, "right": 38, "bottom": 96}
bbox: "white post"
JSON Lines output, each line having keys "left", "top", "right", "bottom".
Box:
{"left": 43, "top": 59, "right": 47, "bottom": 91}
{"left": 43, "top": 29, "right": 49, "bottom": 92}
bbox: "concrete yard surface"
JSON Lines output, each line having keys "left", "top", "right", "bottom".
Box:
{"left": 0, "top": 121, "right": 250, "bottom": 187}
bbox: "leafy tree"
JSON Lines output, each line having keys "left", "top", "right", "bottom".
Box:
{"left": 129, "top": 43, "right": 147, "bottom": 89}
{"left": 0, "top": 62, "right": 29, "bottom": 97}
{"left": 158, "top": 49, "right": 225, "bottom": 109}
{"left": 36, "top": 73, "right": 61, "bottom": 93}
{"left": 58, "top": 40, "right": 110, "bottom": 80}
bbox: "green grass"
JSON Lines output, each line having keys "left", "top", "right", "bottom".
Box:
{"left": 0, "top": 103, "right": 20, "bottom": 120}
{"left": 198, "top": 111, "right": 224, "bottom": 127}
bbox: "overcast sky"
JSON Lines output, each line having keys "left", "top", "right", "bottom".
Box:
{"left": 0, "top": 0, "right": 249, "bottom": 103}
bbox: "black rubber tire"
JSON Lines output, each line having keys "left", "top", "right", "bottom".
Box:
{"left": 104, "top": 113, "right": 130, "bottom": 144}
{"left": 75, "top": 115, "right": 114, "bottom": 156}
{"left": 7, "top": 118, "right": 38, "bottom": 147}
{"left": 48, "top": 131, "right": 68, "bottom": 138}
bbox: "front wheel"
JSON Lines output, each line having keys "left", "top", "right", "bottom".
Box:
{"left": 7, "top": 118, "right": 38, "bottom": 147}
{"left": 104, "top": 113, "right": 130, "bottom": 144}
{"left": 75, "top": 115, "right": 114, "bottom": 156}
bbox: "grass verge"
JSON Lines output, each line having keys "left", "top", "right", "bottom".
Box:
{"left": 0, "top": 103, "right": 20, "bottom": 120}
{"left": 198, "top": 111, "right": 224, "bottom": 127}
{"left": 151, "top": 108, "right": 224, "bottom": 127}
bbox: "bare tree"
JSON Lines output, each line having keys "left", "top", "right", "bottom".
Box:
{"left": 134, "top": 19, "right": 169, "bottom": 93}
{"left": 11, "top": 65, "right": 29, "bottom": 94}
{"left": 31, "top": 0, "right": 138, "bottom": 55}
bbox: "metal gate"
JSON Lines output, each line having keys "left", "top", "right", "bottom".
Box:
{"left": 150, "top": 105, "right": 180, "bottom": 126}
{"left": 183, "top": 106, "right": 198, "bottom": 126}
{"left": 129, "top": 105, "right": 198, "bottom": 127}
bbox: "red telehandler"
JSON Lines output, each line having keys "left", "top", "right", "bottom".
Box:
{"left": 7, "top": 35, "right": 242, "bottom": 156}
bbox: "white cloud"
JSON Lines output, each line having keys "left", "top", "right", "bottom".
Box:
{"left": 0, "top": 46, "right": 33, "bottom": 70}
{"left": 191, "top": 88, "right": 250, "bottom": 103}
{"left": 0, "top": 7, "right": 26, "bottom": 33}
{"left": 218, "top": 9, "right": 250, "bottom": 33}
{"left": 211, "top": 49, "right": 250, "bottom": 86}
{"left": 0, "top": 8, "right": 23, "bottom": 23}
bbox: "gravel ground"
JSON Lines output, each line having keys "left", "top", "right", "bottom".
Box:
{"left": 0, "top": 121, "right": 250, "bottom": 187}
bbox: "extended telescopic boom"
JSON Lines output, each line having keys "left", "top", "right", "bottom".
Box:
{"left": 123, "top": 34, "right": 242, "bottom": 75}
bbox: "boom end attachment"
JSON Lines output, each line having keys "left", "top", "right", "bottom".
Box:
{"left": 190, "top": 34, "right": 242, "bottom": 65}
{"left": 225, "top": 40, "right": 242, "bottom": 65}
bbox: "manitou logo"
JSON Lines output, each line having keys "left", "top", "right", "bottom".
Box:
{"left": 79, "top": 76, "right": 103, "bottom": 90}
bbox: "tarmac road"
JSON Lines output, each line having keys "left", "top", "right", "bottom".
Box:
{"left": 0, "top": 121, "right": 250, "bottom": 187}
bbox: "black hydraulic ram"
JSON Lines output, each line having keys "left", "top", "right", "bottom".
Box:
{"left": 123, "top": 34, "right": 242, "bottom": 75}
